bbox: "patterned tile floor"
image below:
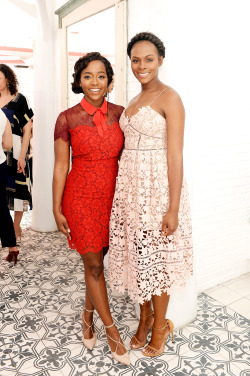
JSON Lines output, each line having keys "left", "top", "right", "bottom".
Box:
{"left": 0, "top": 213, "right": 249, "bottom": 376}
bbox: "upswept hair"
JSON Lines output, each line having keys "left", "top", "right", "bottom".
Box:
{"left": 127, "top": 32, "right": 165, "bottom": 59}
{"left": 0, "top": 64, "right": 19, "bottom": 95}
{"left": 71, "top": 52, "right": 114, "bottom": 94}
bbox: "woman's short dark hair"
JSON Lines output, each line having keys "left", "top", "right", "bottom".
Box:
{"left": 127, "top": 32, "right": 165, "bottom": 59}
{"left": 72, "top": 52, "right": 114, "bottom": 94}
{"left": 0, "top": 64, "right": 19, "bottom": 95}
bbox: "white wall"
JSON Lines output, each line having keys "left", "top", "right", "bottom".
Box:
{"left": 127, "top": 0, "right": 250, "bottom": 291}
{"left": 55, "top": 0, "right": 66, "bottom": 8}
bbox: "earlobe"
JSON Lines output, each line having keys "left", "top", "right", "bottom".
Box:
{"left": 159, "top": 56, "right": 163, "bottom": 67}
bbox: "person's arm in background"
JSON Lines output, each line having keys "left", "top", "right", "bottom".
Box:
{"left": 18, "top": 120, "right": 31, "bottom": 175}
{"left": 2, "top": 119, "right": 13, "bottom": 149}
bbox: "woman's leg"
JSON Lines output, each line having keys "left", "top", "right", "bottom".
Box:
{"left": 0, "top": 161, "right": 17, "bottom": 249}
{"left": 82, "top": 246, "right": 109, "bottom": 340}
{"left": 14, "top": 211, "right": 23, "bottom": 238}
{"left": 130, "top": 300, "right": 154, "bottom": 348}
{"left": 143, "top": 292, "right": 170, "bottom": 356}
{"left": 82, "top": 290, "right": 95, "bottom": 340}
{"left": 81, "top": 250, "right": 127, "bottom": 355}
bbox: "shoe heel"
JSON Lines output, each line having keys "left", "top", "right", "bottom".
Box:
{"left": 166, "top": 319, "right": 175, "bottom": 343}
{"left": 13, "top": 251, "right": 19, "bottom": 265}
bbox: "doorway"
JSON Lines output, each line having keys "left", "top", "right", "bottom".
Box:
{"left": 58, "top": 0, "right": 127, "bottom": 110}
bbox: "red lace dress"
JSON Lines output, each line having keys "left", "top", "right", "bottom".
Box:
{"left": 54, "top": 97, "right": 124, "bottom": 254}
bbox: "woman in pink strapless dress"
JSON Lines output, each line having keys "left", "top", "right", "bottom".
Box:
{"left": 109, "top": 32, "right": 193, "bottom": 357}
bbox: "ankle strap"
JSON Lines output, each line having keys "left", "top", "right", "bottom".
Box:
{"left": 105, "top": 322, "right": 114, "bottom": 329}
{"left": 152, "top": 321, "right": 169, "bottom": 331}
{"left": 85, "top": 307, "right": 94, "bottom": 313}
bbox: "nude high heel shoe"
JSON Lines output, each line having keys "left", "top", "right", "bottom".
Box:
{"left": 81, "top": 308, "right": 97, "bottom": 350}
{"left": 105, "top": 322, "right": 130, "bottom": 366}
{"left": 142, "top": 319, "right": 174, "bottom": 357}
{"left": 130, "top": 311, "right": 154, "bottom": 349}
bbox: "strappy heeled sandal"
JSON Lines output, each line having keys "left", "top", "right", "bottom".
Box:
{"left": 81, "top": 308, "right": 96, "bottom": 350}
{"left": 105, "top": 322, "right": 130, "bottom": 366}
{"left": 130, "top": 311, "right": 154, "bottom": 349}
{"left": 142, "top": 319, "right": 174, "bottom": 357}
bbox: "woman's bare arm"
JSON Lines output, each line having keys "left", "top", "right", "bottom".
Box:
{"left": 2, "top": 119, "right": 12, "bottom": 149}
{"left": 53, "top": 138, "right": 71, "bottom": 239}
{"left": 161, "top": 90, "right": 185, "bottom": 236}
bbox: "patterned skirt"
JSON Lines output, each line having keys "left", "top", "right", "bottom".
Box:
{"left": 108, "top": 149, "right": 193, "bottom": 304}
{"left": 5, "top": 149, "right": 32, "bottom": 212}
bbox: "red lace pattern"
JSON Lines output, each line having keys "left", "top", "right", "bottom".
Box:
{"left": 54, "top": 100, "right": 124, "bottom": 254}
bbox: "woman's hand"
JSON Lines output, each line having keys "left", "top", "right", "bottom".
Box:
{"left": 17, "top": 157, "right": 26, "bottom": 175}
{"left": 54, "top": 211, "right": 71, "bottom": 240}
{"left": 162, "top": 210, "right": 179, "bottom": 237}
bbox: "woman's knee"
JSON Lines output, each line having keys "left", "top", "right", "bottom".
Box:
{"left": 90, "top": 263, "right": 103, "bottom": 280}
{"left": 82, "top": 254, "right": 103, "bottom": 281}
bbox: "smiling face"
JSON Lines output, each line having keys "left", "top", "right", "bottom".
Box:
{"left": 80, "top": 60, "right": 108, "bottom": 107}
{"left": 130, "top": 40, "right": 163, "bottom": 86}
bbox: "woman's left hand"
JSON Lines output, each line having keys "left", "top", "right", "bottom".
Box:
{"left": 162, "top": 210, "right": 179, "bottom": 236}
{"left": 17, "top": 157, "right": 26, "bottom": 175}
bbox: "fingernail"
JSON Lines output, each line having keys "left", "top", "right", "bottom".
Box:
{"left": 67, "top": 229, "right": 71, "bottom": 233}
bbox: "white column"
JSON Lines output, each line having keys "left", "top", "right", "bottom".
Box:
{"left": 31, "top": 0, "right": 58, "bottom": 231}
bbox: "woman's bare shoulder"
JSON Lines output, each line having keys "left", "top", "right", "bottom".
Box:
{"left": 160, "top": 86, "right": 184, "bottom": 111}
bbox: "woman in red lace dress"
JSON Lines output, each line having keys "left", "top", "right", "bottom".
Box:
{"left": 53, "top": 53, "right": 129, "bottom": 366}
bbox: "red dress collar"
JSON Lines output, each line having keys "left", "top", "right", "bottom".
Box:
{"left": 80, "top": 96, "right": 107, "bottom": 115}
{"left": 80, "top": 97, "right": 108, "bottom": 137}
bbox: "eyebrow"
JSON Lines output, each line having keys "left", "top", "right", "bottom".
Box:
{"left": 83, "top": 71, "right": 106, "bottom": 74}
{"left": 131, "top": 54, "right": 154, "bottom": 58}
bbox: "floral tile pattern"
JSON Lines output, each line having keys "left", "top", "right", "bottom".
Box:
{"left": 0, "top": 214, "right": 249, "bottom": 375}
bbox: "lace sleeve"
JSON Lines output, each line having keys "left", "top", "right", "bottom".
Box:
{"left": 54, "top": 111, "right": 70, "bottom": 142}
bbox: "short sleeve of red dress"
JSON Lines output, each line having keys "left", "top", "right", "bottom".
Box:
{"left": 54, "top": 111, "right": 70, "bottom": 143}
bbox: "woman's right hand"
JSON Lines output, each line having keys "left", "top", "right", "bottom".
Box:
{"left": 54, "top": 211, "right": 71, "bottom": 240}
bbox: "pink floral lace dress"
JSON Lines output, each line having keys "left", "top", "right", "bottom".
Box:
{"left": 108, "top": 102, "right": 193, "bottom": 304}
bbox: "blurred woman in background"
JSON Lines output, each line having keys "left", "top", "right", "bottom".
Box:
{"left": 0, "top": 109, "right": 19, "bottom": 264}
{"left": 0, "top": 64, "right": 33, "bottom": 242}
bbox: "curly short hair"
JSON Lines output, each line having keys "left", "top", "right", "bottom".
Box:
{"left": 71, "top": 52, "right": 114, "bottom": 94}
{"left": 127, "top": 32, "right": 165, "bottom": 59}
{"left": 0, "top": 64, "right": 19, "bottom": 95}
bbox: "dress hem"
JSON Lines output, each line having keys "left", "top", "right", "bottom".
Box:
{"left": 68, "top": 241, "right": 108, "bottom": 255}
{"left": 109, "top": 270, "right": 194, "bottom": 304}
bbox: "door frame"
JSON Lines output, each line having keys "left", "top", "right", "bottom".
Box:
{"left": 56, "top": 0, "right": 127, "bottom": 109}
